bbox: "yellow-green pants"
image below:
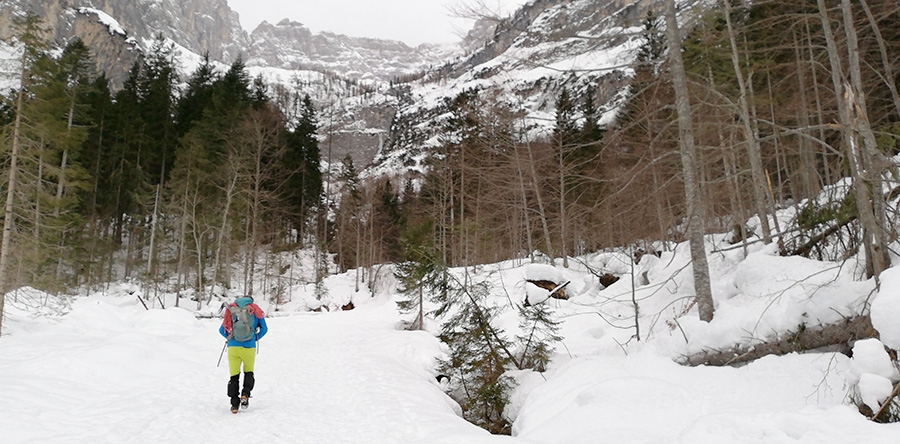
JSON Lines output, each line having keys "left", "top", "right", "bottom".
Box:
{"left": 227, "top": 346, "right": 256, "bottom": 376}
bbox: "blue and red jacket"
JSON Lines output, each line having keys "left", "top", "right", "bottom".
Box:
{"left": 219, "top": 297, "right": 268, "bottom": 348}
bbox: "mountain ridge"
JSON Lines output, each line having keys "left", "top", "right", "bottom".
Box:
{"left": 0, "top": 0, "right": 658, "bottom": 177}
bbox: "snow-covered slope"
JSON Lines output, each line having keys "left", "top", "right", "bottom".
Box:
{"left": 372, "top": 0, "right": 653, "bottom": 174}
{"left": 3, "top": 228, "right": 900, "bottom": 443}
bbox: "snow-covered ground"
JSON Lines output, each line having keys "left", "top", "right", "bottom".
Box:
{"left": 3, "top": 231, "right": 900, "bottom": 443}
{"left": 0, "top": 284, "right": 514, "bottom": 443}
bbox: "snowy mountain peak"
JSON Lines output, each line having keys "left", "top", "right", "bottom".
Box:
{"left": 246, "top": 17, "right": 460, "bottom": 83}
{"left": 2, "top": 0, "right": 657, "bottom": 179}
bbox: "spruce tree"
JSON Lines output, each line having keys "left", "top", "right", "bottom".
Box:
{"left": 175, "top": 53, "right": 218, "bottom": 138}
{"left": 437, "top": 278, "right": 514, "bottom": 434}
{"left": 80, "top": 74, "right": 115, "bottom": 284}
{"left": 139, "top": 34, "right": 179, "bottom": 186}
{"left": 515, "top": 303, "right": 562, "bottom": 372}
{"left": 280, "top": 94, "right": 323, "bottom": 239}
{"left": 333, "top": 154, "right": 361, "bottom": 272}
{"left": 553, "top": 87, "right": 578, "bottom": 147}
{"left": 106, "top": 61, "right": 146, "bottom": 245}
{"left": 0, "top": 13, "right": 50, "bottom": 327}
{"left": 579, "top": 84, "right": 604, "bottom": 144}
{"left": 395, "top": 220, "right": 443, "bottom": 330}
{"left": 28, "top": 38, "right": 95, "bottom": 288}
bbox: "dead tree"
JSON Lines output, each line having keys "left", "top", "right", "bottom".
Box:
{"left": 681, "top": 315, "right": 878, "bottom": 367}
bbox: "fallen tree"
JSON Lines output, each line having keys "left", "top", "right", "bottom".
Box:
{"left": 680, "top": 315, "right": 879, "bottom": 367}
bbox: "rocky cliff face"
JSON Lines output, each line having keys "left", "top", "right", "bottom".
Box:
{"left": 1, "top": 0, "right": 247, "bottom": 61}
{"left": 0, "top": 0, "right": 470, "bottom": 170}
{"left": 70, "top": 9, "right": 141, "bottom": 89}
{"left": 247, "top": 19, "right": 457, "bottom": 83}
{"left": 376, "top": 0, "right": 657, "bottom": 173}
{"left": 0, "top": 0, "right": 664, "bottom": 178}
{"left": 0, "top": 0, "right": 459, "bottom": 84}
{"left": 0, "top": 0, "right": 250, "bottom": 89}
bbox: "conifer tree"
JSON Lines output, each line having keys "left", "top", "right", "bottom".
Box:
{"left": 168, "top": 57, "right": 289, "bottom": 301}
{"left": 139, "top": 34, "right": 179, "bottom": 186}
{"left": 105, "top": 61, "right": 146, "bottom": 247}
{"left": 29, "top": 38, "right": 95, "bottom": 288}
{"left": 281, "top": 94, "right": 323, "bottom": 240}
{"left": 0, "top": 13, "right": 49, "bottom": 332}
{"left": 515, "top": 303, "right": 562, "bottom": 372}
{"left": 395, "top": 220, "right": 443, "bottom": 330}
{"left": 80, "top": 74, "right": 115, "bottom": 284}
{"left": 175, "top": 53, "right": 218, "bottom": 138}
{"left": 579, "top": 84, "right": 604, "bottom": 144}
{"left": 553, "top": 87, "right": 578, "bottom": 148}
{"left": 333, "top": 154, "right": 361, "bottom": 273}
{"left": 437, "top": 277, "right": 515, "bottom": 434}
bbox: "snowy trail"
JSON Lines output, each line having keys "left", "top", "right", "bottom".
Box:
{"left": 4, "top": 269, "right": 900, "bottom": 443}
{"left": 0, "top": 296, "right": 523, "bottom": 444}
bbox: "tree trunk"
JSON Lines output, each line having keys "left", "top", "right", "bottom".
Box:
{"left": 664, "top": 0, "right": 715, "bottom": 322}
{"left": 0, "top": 53, "right": 29, "bottom": 335}
{"left": 175, "top": 197, "right": 187, "bottom": 308}
{"left": 840, "top": 0, "right": 890, "bottom": 278}
{"left": 211, "top": 175, "right": 237, "bottom": 300}
{"left": 817, "top": 0, "right": 887, "bottom": 279}
{"left": 724, "top": 0, "right": 771, "bottom": 244}
{"left": 525, "top": 141, "right": 555, "bottom": 265}
{"left": 147, "top": 183, "right": 161, "bottom": 280}
{"left": 557, "top": 143, "right": 569, "bottom": 267}
{"left": 513, "top": 121, "right": 536, "bottom": 262}
{"left": 806, "top": 19, "right": 833, "bottom": 186}
{"left": 682, "top": 315, "right": 878, "bottom": 367}
{"left": 793, "top": 28, "right": 821, "bottom": 199}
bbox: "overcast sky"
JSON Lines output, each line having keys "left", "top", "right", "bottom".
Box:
{"left": 227, "top": 0, "right": 530, "bottom": 46}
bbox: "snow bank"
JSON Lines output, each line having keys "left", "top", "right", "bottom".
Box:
{"left": 511, "top": 351, "right": 887, "bottom": 444}
{"left": 872, "top": 266, "right": 900, "bottom": 349}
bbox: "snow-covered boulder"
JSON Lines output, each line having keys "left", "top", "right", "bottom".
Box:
{"left": 524, "top": 263, "right": 567, "bottom": 305}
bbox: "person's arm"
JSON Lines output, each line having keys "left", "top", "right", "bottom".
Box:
{"left": 220, "top": 309, "right": 232, "bottom": 339}
{"left": 256, "top": 317, "right": 268, "bottom": 340}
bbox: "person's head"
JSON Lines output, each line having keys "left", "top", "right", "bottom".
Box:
{"left": 235, "top": 296, "right": 253, "bottom": 307}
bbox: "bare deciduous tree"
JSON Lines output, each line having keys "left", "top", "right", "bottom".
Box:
{"left": 664, "top": 0, "right": 715, "bottom": 322}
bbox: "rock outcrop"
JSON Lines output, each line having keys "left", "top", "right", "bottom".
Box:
{"left": 247, "top": 19, "right": 456, "bottom": 83}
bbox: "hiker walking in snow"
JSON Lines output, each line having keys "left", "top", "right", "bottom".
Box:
{"left": 219, "top": 296, "right": 268, "bottom": 413}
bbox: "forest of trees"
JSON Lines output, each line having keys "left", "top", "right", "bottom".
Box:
{"left": 0, "top": 15, "right": 324, "bottom": 321}
{"left": 340, "top": 0, "right": 900, "bottom": 285}
{"left": 329, "top": 0, "right": 900, "bottom": 335}
{"left": 2, "top": 0, "right": 900, "bottom": 430}
{"left": 2, "top": 0, "right": 900, "bottom": 333}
